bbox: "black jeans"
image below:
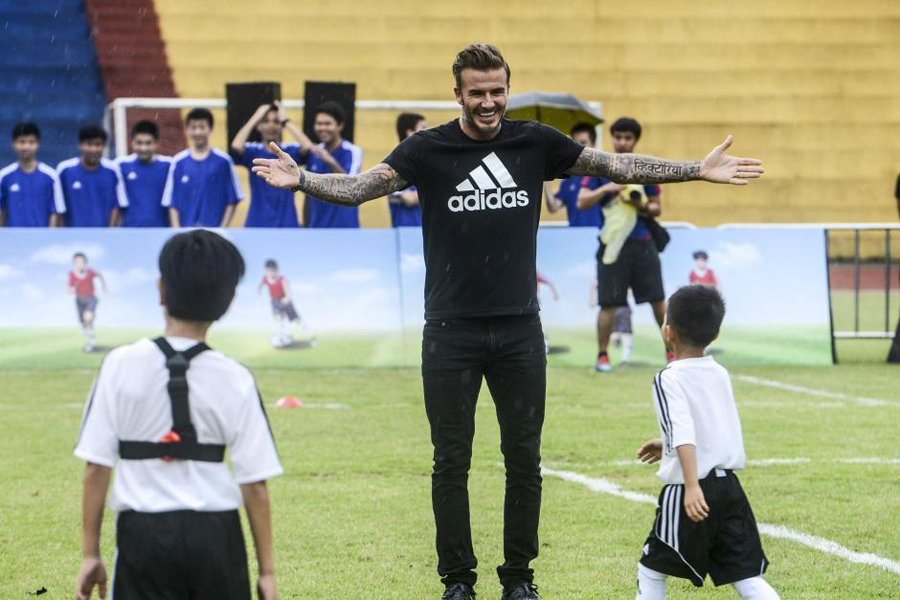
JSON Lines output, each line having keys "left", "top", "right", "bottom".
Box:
{"left": 422, "top": 314, "right": 547, "bottom": 588}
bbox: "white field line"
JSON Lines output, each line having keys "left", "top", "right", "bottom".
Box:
{"left": 542, "top": 466, "right": 900, "bottom": 576}
{"left": 735, "top": 375, "right": 897, "bottom": 407}
{"left": 547, "top": 457, "right": 900, "bottom": 468}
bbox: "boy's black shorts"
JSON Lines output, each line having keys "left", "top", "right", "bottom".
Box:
{"left": 113, "top": 509, "right": 250, "bottom": 600}
{"left": 639, "top": 470, "right": 769, "bottom": 587}
{"left": 596, "top": 238, "right": 664, "bottom": 308}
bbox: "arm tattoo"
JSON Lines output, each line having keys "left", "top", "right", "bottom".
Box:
{"left": 293, "top": 163, "right": 408, "bottom": 206}
{"left": 567, "top": 147, "right": 701, "bottom": 184}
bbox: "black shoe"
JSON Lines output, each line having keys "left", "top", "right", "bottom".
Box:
{"left": 442, "top": 583, "right": 476, "bottom": 600}
{"left": 501, "top": 583, "right": 541, "bottom": 600}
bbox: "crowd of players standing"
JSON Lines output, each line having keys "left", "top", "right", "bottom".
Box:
{"left": 0, "top": 103, "right": 430, "bottom": 229}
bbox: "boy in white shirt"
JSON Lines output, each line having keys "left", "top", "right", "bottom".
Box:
{"left": 74, "top": 230, "right": 281, "bottom": 600}
{"left": 634, "top": 285, "right": 779, "bottom": 600}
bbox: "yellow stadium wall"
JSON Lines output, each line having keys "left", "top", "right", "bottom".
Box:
{"left": 153, "top": 0, "right": 900, "bottom": 228}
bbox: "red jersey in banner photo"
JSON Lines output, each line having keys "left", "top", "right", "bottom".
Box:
{"left": 262, "top": 275, "right": 286, "bottom": 300}
{"left": 69, "top": 269, "right": 97, "bottom": 297}
{"left": 690, "top": 268, "right": 719, "bottom": 287}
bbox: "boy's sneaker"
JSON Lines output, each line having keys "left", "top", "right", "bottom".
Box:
{"left": 595, "top": 353, "right": 612, "bottom": 372}
{"left": 501, "top": 583, "right": 542, "bottom": 600}
{"left": 441, "top": 583, "right": 475, "bottom": 600}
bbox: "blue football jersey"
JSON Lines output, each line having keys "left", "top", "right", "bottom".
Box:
{"left": 162, "top": 149, "right": 243, "bottom": 227}
{"left": 388, "top": 186, "right": 422, "bottom": 227}
{"left": 57, "top": 158, "right": 127, "bottom": 227}
{"left": 0, "top": 162, "right": 65, "bottom": 227}
{"left": 554, "top": 175, "right": 602, "bottom": 227}
{"left": 116, "top": 154, "right": 171, "bottom": 227}
{"left": 301, "top": 140, "right": 362, "bottom": 228}
{"left": 237, "top": 142, "right": 301, "bottom": 228}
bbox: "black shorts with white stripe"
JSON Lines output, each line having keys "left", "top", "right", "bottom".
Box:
{"left": 113, "top": 509, "right": 250, "bottom": 600}
{"left": 639, "top": 469, "right": 769, "bottom": 587}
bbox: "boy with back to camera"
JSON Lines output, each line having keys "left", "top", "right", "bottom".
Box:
{"left": 634, "top": 285, "right": 780, "bottom": 600}
{"left": 74, "top": 230, "right": 281, "bottom": 600}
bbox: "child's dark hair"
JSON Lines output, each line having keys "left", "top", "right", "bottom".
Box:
{"left": 395, "top": 112, "right": 425, "bottom": 142}
{"left": 314, "top": 101, "right": 345, "bottom": 126}
{"left": 610, "top": 117, "right": 642, "bottom": 141}
{"left": 79, "top": 124, "right": 107, "bottom": 143}
{"left": 73, "top": 252, "right": 86, "bottom": 261}
{"left": 185, "top": 107, "right": 214, "bottom": 128}
{"left": 159, "top": 230, "right": 245, "bottom": 322}
{"left": 693, "top": 250, "right": 709, "bottom": 260}
{"left": 12, "top": 122, "right": 40, "bottom": 141}
{"left": 570, "top": 122, "right": 597, "bottom": 145}
{"left": 666, "top": 285, "right": 725, "bottom": 348}
{"left": 131, "top": 120, "right": 159, "bottom": 140}
{"left": 265, "top": 259, "right": 277, "bottom": 269}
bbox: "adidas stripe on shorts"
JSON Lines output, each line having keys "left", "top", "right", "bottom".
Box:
{"left": 639, "top": 469, "right": 769, "bottom": 587}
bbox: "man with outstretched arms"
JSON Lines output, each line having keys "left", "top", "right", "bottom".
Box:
{"left": 252, "top": 44, "right": 764, "bottom": 600}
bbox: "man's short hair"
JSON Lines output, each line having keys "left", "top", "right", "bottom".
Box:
{"left": 185, "top": 107, "right": 214, "bottom": 128}
{"left": 570, "top": 122, "right": 597, "bottom": 145}
{"left": 396, "top": 112, "right": 425, "bottom": 142}
{"left": 692, "top": 250, "right": 709, "bottom": 260}
{"left": 12, "top": 122, "right": 40, "bottom": 141}
{"left": 78, "top": 124, "right": 107, "bottom": 143}
{"left": 131, "top": 120, "right": 159, "bottom": 140}
{"left": 314, "top": 101, "right": 346, "bottom": 126}
{"left": 265, "top": 259, "right": 277, "bottom": 269}
{"left": 159, "top": 230, "right": 245, "bottom": 322}
{"left": 73, "top": 252, "right": 86, "bottom": 261}
{"left": 610, "top": 117, "right": 642, "bottom": 141}
{"left": 667, "top": 285, "right": 726, "bottom": 349}
{"left": 452, "top": 43, "right": 511, "bottom": 89}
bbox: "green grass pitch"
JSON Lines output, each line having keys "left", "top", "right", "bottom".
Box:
{"left": 1, "top": 345, "right": 898, "bottom": 598}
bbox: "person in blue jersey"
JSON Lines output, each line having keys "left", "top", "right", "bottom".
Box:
{"left": 0, "top": 122, "right": 65, "bottom": 227}
{"left": 57, "top": 125, "right": 128, "bottom": 228}
{"left": 162, "top": 108, "right": 243, "bottom": 228}
{"left": 387, "top": 113, "right": 427, "bottom": 227}
{"left": 230, "top": 101, "right": 314, "bottom": 227}
{"left": 300, "top": 101, "right": 363, "bottom": 228}
{"left": 577, "top": 117, "right": 669, "bottom": 372}
{"left": 542, "top": 122, "right": 603, "bottom": 227}
{"left": 115, "top": 121, "right": 172, "bottom": 227}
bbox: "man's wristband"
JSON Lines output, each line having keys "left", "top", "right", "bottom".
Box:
{"left": 290, "top": 172, "right": 304, "bottom": 193}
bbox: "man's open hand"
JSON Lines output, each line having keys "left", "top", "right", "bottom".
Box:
{"left": 699, "top": 135, "right": 765, "bottom": 185}
{"left": 252, "top": 142, "right": 301, "bottom": 189}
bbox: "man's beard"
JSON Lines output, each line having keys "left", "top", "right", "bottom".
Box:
{"left": 463, "top": 104, "right": 504, "bottom": 132}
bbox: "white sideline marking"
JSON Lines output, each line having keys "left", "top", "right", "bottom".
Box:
{"left": 735, "top": 375, "right": 896, "bottom": 407}
{"left": 542, "top": 466, "right": 900, "bottom": 576}
{"left": 549, "top": 457, "right": 900, "bottom": 468}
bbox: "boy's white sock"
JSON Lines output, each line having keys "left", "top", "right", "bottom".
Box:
{"left": 621, "top": 334, "right": 634, "bottom": 362}
{"left": 732, "top": 576, "right": 780, "bottom": 600}
{"left": 636, "top": 563, "right": 667, "bottom": 600}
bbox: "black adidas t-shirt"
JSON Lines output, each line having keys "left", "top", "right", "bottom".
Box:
{"left": 383, "top": 118, "right": 583, "bottom": 319}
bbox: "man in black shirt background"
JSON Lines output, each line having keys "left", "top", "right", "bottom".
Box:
{"left": 253, "top": 44, "right": 764, "bottom": 600}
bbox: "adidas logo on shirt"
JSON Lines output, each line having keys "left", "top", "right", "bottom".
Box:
{"left": 448, "top": 152, "right": 529, "bottom": 213}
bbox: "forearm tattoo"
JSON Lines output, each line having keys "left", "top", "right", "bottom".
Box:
{"left": 294, "top": 163, "right": 408, "bottom": 206}
{"left": 568, "top": 147, "right": 701, "bottom": 184}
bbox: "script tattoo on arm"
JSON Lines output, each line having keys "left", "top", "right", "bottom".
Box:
{"left": 567, "top": 147, "right": 701, "bottom": 184}
{"left": 294, "top": 163, "right": 408, "bottom": 207}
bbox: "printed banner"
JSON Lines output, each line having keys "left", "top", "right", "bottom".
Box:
{"left": 0, "top": 226, "right": 831, "bottom": 369}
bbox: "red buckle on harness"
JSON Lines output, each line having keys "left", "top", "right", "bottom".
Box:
{"left": 159, "top": 430, "right": 181, "bottom": 462}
